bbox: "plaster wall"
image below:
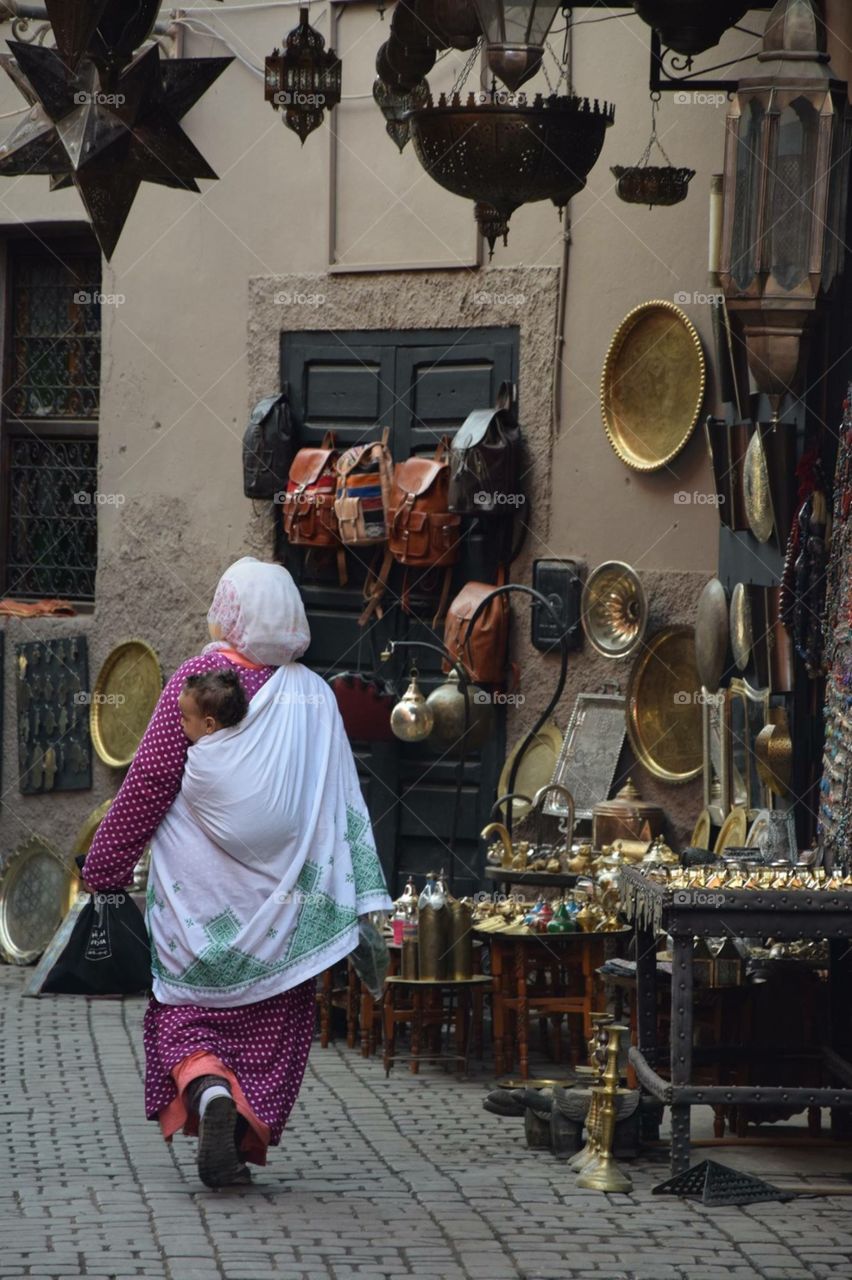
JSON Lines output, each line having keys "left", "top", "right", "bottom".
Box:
{"left": 0, "top": 4, "right": 785, "bottom": 862}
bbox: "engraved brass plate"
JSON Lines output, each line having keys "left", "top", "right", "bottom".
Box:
{"left": 91, "top": 639, "right": 163, "bottom": 769}
{"left": 695, "top": 578, "right": 729, "bottom": 693}
{"left": 730, "top": 582, "right": 753, "bottom": 672}
{"left": 601, "top": 300, "right": 706, "bottom": 472}
{"left": 581, "top": 561, "right": 648, "bottom": 660}
{"left": 0, "top": 835, "right": 72, "bottom": 965}
{"left": 714, "top": 805, "right": 748, "bottom": 855}
{"left": 690, "top": 808, "right": 712, "bottom": 850}
{"left": 743, "top": 430, "right": 774, "bottom": 543}
{"left": 626, "top": 626, "right": 703, "bottom": 784}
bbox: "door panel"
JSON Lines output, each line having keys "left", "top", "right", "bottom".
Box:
{"left": 280, "top": 327, "right": 518, "bottom": 896}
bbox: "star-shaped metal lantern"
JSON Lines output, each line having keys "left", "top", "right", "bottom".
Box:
{"left": 0, "top": 40, "right": 232, "bottom": 259}
{"left": 265, "top": 6, "right": 342, "bottom": 144}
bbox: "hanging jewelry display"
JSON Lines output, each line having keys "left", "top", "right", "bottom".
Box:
{"left": 817, "top": 387, "right": 852, "bottom": 869}
{"left": 265, "top": 5, "right": 342, "bottom": 143}
{"left": 611, "top": 93, "right": 695, "bottom": 209}
{"left": 16, "top": 637, "right": 92, "bottom": 794}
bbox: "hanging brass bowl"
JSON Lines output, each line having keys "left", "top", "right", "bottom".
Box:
{"left": 581, "top": 561, "right": 648, "bottom": 660}
{"left": 743, "top": 431, "right": 774, "bottom": 543}
{"left": 407, "top": 92, "right": 615, "bottom": 255}
{"left": 626, "top": 625, "right": 703, "bottom": 784}
{"left": 612, "top": 164, "right": 695, "bottom": 208}
{"left": 601, "top": 301, "right": 706, "bottom": 472}
{"left": 730, "top": 582, "right": 753, "bottom": 672}
{"left": 91, "top": 639, "right": 163, "bottom": 770}
{"left": 695, "top": 578, "right": 729, "bottom": 692}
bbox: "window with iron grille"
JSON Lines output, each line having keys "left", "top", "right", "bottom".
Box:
{"left": 1, "top": 233, "right": 101, "bottom": 601}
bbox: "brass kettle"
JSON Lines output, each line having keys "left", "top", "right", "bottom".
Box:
{"left": 390, "top": 665, "right": 434, "bottom": 742}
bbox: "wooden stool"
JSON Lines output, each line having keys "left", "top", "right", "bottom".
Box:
{"left": 382, "top": 976, "right": 493, "bottom": 1075}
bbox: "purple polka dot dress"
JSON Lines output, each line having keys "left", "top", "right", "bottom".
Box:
{"left": 83, "top": 652, "right": 316, "bottom": 1155}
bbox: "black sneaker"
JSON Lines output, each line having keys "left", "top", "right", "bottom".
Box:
{"left": 197, "top": 1092, "right": 252, "bottom": 1188}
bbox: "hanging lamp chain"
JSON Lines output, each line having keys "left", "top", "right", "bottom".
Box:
{"left": 637, "top": 92, "right": 675, "bottom": 169}
{"left": 452, "top": 38, "right": 483, "bottom": 97}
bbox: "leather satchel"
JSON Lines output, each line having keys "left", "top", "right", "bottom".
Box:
{"left": 448, "top": 381, "right": 522, "bottom": 515}
{"left": 243, "top": 391, "right": 293, "bottom": 500}
{"left": 282, "top": 431, "right": 339, "bottom": 549}
{"left": 443, "top": 570, "right": 510, "bottom": 686}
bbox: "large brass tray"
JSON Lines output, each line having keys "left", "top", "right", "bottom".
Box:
{"left": 0, "top": 835, "right": 73, "bottom": 965}
{"left": 626, "top": 626, "right": 703, "bottom": 784}
{"left": 91, "top": 639, "right": 163, "bottom": 769}
{"left": 601, "top": 300, "right": 706, "bottom": 472}
{"left": 498, "top": 721, "right": 563, "bottom": 822}
{"left": 695, "top": 578, "right": 729, "bottom": 693}
{"left": 743, "top": 430, "right": 774, "bottom": 543}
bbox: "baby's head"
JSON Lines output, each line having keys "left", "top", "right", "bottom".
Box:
{"left": 179, "top": 670, "right": 248, "bottom": 743}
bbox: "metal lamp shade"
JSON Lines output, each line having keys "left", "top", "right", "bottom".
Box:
{"left": 471, "top": 0, "right": 562, "bottom": 90}
{"left": 633, "top": 2, "right": 749, "bottom": 57}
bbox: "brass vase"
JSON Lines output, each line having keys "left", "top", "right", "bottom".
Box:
{"left": 448, "top": 898, "right": 474, "bottom": 979}
{"left": 418, "top": 900, "right": 449, "bottom": 979}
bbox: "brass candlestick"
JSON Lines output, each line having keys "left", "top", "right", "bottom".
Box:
{"left": 569, "top": 1013, "right": 613, "bottom": 1173}
{"left": 577, "top": 1024, "right": 633, "bottom": 1194}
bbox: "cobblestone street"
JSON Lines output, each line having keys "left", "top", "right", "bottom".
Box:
{"left": 3, "top": 967, "right": 852, "bottom": 1280}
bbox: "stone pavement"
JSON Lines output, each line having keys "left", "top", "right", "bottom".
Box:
{"left": 3, "top": 966, "right": 852, "bottom": 1280}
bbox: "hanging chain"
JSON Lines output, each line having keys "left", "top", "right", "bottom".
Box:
{"left": 637, "top": 91, "right": 675, "bottom": 168}
{"left": 452, "top": 38, "right": 483, "bottom": 97}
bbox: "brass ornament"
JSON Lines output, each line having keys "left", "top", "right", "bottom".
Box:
{"left": 695, "top": 578, "right": 729, "bottom": 693}
{"left": 581, "top": 561, "right": 648, "bottom": 660}
{"left": 592, "top": 778, "right": 665, "bottom": 849}
{"left": 601, "top": 301, "right": 706, "bottom": 472}
{"left": 426, "top": 669, "right": 494, "bottom": 754}
{"left": 0, "top": 835, "right": 73, "bottom": 965}
{"left": 576, "top": 1023, "right": 633, "bottom": 1194}
{"left": 690, "top": 807, "right": 712, "bottom": 850}
{"left": 265, "top": 6, "right": 342, "bottom": 143}
{"left": 743, "top": 431, "right": 774, "bottom": 543}
{"left": 626, "top": 626, "right": 703, "bottom": 784}
{"left": 90, "top": 639, "right": 163, "bottom": 770}
{"left": 714, "top": 804, "right": 748, "bottom": 855}
{"left": 730, "top": 582, "right": 753, "bottom": 672}
{"left": 754, "top": 707, "right": 793, "bottom": 798}
{"left": 497, "top": 721, "right": 563, "bottom": 821}
{"left": 390, "top": 666, "right": 434, "bottom": 742}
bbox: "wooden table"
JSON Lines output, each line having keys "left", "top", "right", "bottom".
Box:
{"left": 621, "top": 866, "right": 852, "bottom": 1175}
{"left": 485, "top": 928, "right": 630, "bottom": 1079}
{"left": 382, "top": 975, "right": 493, "bottom": 1076}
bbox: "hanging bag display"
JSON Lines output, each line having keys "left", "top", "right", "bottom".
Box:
{"left": 448, "top": 381, "right": 522, "bottom": 515}
{"left": 334, "top": 428, "right": 394, "bottom": 547}
{"left": 361, "top": 436, "right": 461, "bottom": 624}
{"left": 443, "top": 568, "right": 510, "bottom": 686}
{"left": 242, "top": 390, "right": 294, "bottom": 500}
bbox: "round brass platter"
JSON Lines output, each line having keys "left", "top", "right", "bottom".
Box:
{"left": 743, "top": 432, "right": 774, "bottom": 543}
{"left": 601, "top": 300, "right": 706, "bottom": 472}
{"left": 730, "top": 583, "right": 753, "bottom": 672}
{"left": 714, "top": 805, "right": 748, "bottom": 855}
{"left": 626, "top": 626, "right": 703, "bottom": 784}
{"left": 91, "top": 639, "right": 163, "bottom": 769}
{"left": 581, "top": 561, "right": 648, "bottom": 660}
{"left": 695, "top": 578, "right": 729, "bottom": 692}
{"left": 0, "top": 836, "right": 73, "bottom": 965}
{"left": 498, "top": 721, "right": 563, "bottom": 822}
{"left": 72, "top": 798, "right": 113, "bottom": 857}
{"left": 690, "top": 807, "right": 712, "bottom": 850}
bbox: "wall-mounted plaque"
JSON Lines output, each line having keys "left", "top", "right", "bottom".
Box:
{"left": 544, "top": 692, "right": 627, "bottom": 821}
{"left": 16, "top": 636, "right": 92, "bottom": 794}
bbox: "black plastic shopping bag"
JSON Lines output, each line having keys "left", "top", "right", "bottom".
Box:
{"left": 40, "top": 889, "right": 151, "bottom": 995}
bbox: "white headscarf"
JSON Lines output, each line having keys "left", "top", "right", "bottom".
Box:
{"left": 203, "top": 556, "right": 311, "bottom": 667}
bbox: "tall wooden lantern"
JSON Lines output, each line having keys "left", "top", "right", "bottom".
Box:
{"left": 719, "top": 0, "right": 851, "bottom": 420}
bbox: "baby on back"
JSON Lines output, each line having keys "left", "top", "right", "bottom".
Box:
{"left": 179, "top": 670, "right": 247, "bottom": 743}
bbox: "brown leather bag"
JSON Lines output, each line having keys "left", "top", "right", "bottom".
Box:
{"left": 282, "top": 431, "right": 339, "bottom": 548}
{"left": 360, "top": 438, "right": 461, "bottom": 625}
{"left": 443, "top": 569, "right": 510, "bottom": 686}
{"left": 387, "top": 438, "right": 461, "bottom": 568}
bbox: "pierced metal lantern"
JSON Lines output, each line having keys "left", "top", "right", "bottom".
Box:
{"left": 373, "top": 76, "right": 429, "bottom": 151}
{"left": 265, "top": 6, "right": 342, "bottom": 143}
{"left": 612, "top": 96, "right": 695, "bottom": 208}
{"left": 719, "top": 0, "right": 852, "bottom": 417}
{"left": 408, "top": 90, "right": 615, "bottom": 255}
{"left": 471, "top": 0, "right": 562, "bottom": 91}
{"left": 633, "top": 1, "right": 749, "bottom": 57}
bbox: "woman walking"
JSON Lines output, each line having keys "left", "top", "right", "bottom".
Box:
{"left": 83, "top": 556, "right": 391, "bottom": 1186}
